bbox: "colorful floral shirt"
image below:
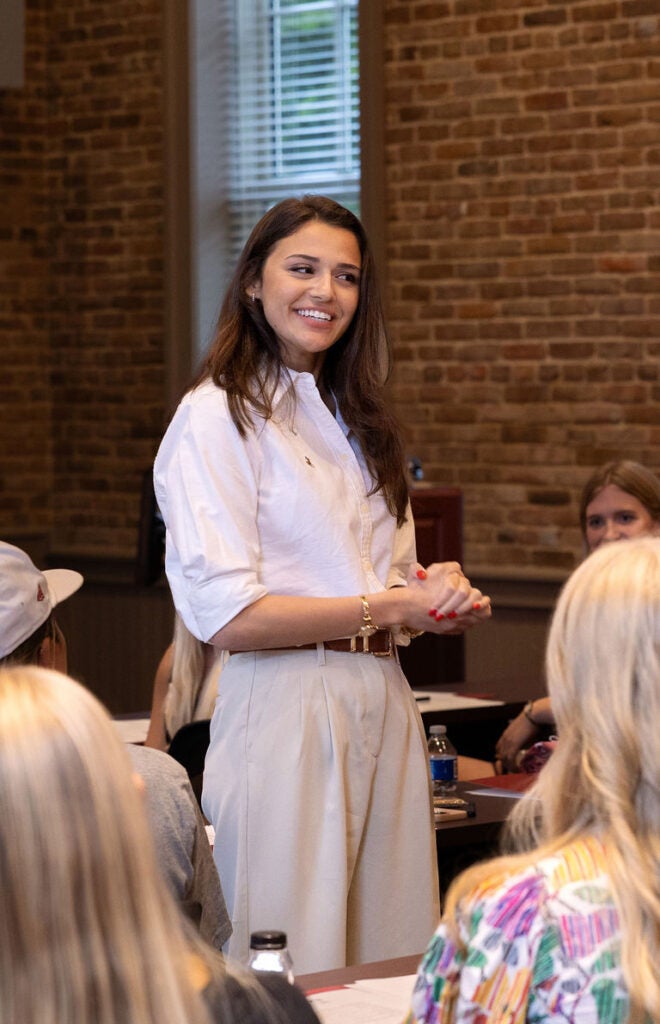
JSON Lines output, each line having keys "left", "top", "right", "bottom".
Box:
{"left": 405, "top": 836, "right": 639, "bottom": 1024}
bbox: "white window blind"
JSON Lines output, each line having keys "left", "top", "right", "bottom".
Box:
{"left": 222, "top": 0, "right": 361, "bottom": 261}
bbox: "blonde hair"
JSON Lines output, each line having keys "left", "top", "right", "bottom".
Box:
{"left": 445, "top": 537, "right": 660, "bottom": 1023}
{"left": 0, "top": 665, "right": 212, "bottom": 1024}
{"left": 164, "top": 614, "right": 224, "bottom": 739}
{"left": 164, "top": 614, "right": 206, "bottom": 738}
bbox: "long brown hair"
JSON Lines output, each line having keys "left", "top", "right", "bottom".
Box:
{"left": 194, "top": 195, "right": 408, "bottom": 524}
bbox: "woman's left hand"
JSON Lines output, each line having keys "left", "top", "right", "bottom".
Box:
{"left": 406, "top": 562, "right": 492, "bottom": 634}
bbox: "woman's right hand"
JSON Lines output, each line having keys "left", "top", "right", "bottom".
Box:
{"left": 494, "top": 712, "right": 539, "bottom": 774}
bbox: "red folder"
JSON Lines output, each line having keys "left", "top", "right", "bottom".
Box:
{"left": 468, "top": 772, "right": 536, "bottom": 793}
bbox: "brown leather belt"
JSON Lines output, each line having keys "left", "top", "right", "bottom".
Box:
{"left": 229, "top": 629, "right": 395, "bottom": 658}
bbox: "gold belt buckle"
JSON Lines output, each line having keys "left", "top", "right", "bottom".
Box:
{"left": 349, "top": 631, "right": 393, "bottom": 656}
{"left": 373, "top": 630, "right": 393, "bottom": 657}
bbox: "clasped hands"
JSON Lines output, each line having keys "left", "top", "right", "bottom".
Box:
{"left": 405, "top": 561, "right": 491, "bottom": 635}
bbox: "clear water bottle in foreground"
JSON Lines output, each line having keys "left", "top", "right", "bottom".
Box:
{"left": 428, "top": 724, "right": 457, "bottom": 795}
{"left": 248, "top": 930, "right": 295, "bottom": 984}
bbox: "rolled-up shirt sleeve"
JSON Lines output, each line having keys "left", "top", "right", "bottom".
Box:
{"left": 154, "top": 387, "right": 268, "bottom": 642}
{"left": 387, "top": 500, "right": 416, "bottom": 589}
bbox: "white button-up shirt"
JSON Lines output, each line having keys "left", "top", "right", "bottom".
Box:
{"left": 154, "top": 373, "right": 415, "bottom": 643}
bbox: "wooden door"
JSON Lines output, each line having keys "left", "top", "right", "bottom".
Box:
{"left": 398, "top": 487, "right": 465, "bottom": 686}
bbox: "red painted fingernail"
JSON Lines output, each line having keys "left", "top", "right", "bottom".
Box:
{"left": 435, "top": 612, "right": 445, "bottom": 621}
{"left": 416, "top": 568, "right": 427, "bottom": 580}
{"left": 447, "top": 610, "right": 458, "bottom": 619}
{"left": 428, "top": 608, "right": 437, "bottom": 618}
{"left": 473, "top": 602, "right": 481, "bottom": 610}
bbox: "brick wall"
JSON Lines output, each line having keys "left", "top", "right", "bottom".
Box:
{"left": 1, "top": 0, "right": 166, "bottom": 558}
{"left": 384, "top": 0, "right": 660, "bottom": 573}
{"left": 0, "top": 2, "right": 52, "bottom": 537}
{"left": 1, "top": 0, "right": 659, "bottom": 580}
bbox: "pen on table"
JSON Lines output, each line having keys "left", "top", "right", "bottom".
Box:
{"left": 415, "top": 696, "right": 431, "bottom": 702}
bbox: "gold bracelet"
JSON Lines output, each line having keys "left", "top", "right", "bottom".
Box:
{"left": 358, "top": 595, "right": 378, "bottom": 638}
{"left": 523, "top": 700, "right": 539, "bottom": 726}
{"left": 400, "top": 625, "right": 424, "bottom": 639}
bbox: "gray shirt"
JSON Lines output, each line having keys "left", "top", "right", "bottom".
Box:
{"left": 128, "top": 744, "right": 232, "bottom": 949}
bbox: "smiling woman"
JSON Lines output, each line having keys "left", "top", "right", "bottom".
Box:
{"left": 251, "top": 221, "right": 361, "bottom": 379}
{"left": 154, "top": 195, "right": 492, "bottom": 974}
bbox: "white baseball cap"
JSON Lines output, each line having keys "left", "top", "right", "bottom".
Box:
{"left": 0, "top": 541, "right": 83, "bottom": 659}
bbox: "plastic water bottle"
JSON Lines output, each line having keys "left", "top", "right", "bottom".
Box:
{"left": 247, "top": 930, "right": 295, "bottom": 983}
{"left": 427, "top": 724, "right": 457, "bottom": 794}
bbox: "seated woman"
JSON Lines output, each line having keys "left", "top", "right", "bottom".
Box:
{"left": 405, "top": 536, "right": 660, "bottom": 1024}
{"left": 144, "top": 612, "right": 226, "bottom": 751}
{"left": 495, "top": 458, "right": 660, "bottom": 772}
{"left": 0, "top": 663, "right": 319, "bottom": 1024}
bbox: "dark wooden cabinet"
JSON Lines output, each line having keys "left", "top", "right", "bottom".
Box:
{"left": 398, "top": 487, "right": 465, "bottom": 687}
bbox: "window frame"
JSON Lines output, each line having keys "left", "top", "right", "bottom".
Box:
{"left": 162, "top": 0, "right": 384, "bottom": 405}
{"left": 225, "top": 0, "right": 361, "bottom": 282}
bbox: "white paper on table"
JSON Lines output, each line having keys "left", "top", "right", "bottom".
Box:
{"left": 308, "top": 974, "right": 416, "bottom": 1024}
{"left": 466, "top": 786, "right": 525, "bottom": 799}
{"left": 412, "top": 691, "right": 504, "bottom": 712}
{"left": 351, "top": 974, "right": 418, "bottom": 999}
{"left": 112, "top": 716, "right": 150, "bottom": 744}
